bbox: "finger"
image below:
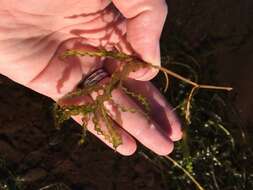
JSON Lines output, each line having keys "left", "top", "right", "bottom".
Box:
{"left": 112, "top": 0, "right": 168, "bottom": 81}
{"left": 74, "top": 115, "right": 137, "bottom": 156}
{"left": 59, "top": 95, "right": 137, "bottom": 156}
{"left": 90, "top": 78, "right": 174, "bottom": 155}
{"left": 104, "top": 60, "right": 182, "bottom": 141}
{"left": 123, "top": 79, "right": 183, "bottom": 141}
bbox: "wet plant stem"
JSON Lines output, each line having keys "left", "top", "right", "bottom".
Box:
{"left": 62, "top": 49, "right": 232, "bottom": 124}
{"left": 59, "top": 49, "right": 233, "bottom": 147}
{"left": 62, "top": 49, "right": 232, "bottom": 92}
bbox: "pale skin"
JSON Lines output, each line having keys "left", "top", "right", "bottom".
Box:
{"left": 0, "top": 0, "right": 182, "bottom": 156}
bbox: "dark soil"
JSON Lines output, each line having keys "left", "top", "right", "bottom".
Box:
{"left": 165, "top": 0, "right": 253, "bottom": 126}
{"left": 0, "top": 0, "right": 252, "bottom": 189}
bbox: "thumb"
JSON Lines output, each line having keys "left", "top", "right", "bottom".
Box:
{"left": 112, "top": 0, "right": 168, "bottom": 81}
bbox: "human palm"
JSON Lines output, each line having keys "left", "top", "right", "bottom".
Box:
{"left": 0, "top": 0, "right": 182, "bottom": 155}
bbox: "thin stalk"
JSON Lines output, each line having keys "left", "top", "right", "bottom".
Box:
{"left": 185, "top": 86, "right": 199, "bottom": 124}
{"left": 164, "top": 156, "right": 206, "bottom": 190}
{"left": 152, "top": 65, "right": 232, "bottom": 91}
{"left": 63, "top": 49, "right": 232, "bottom": 92}
{"left": 162, "top": 70, "right": 170, "bottom": 92}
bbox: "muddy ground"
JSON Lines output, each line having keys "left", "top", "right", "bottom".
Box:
{"left": 165, "top": 0, "right": 253, "bottom": 124}
{"left": 0, "top": 0, "right": 252, "bottom": 189}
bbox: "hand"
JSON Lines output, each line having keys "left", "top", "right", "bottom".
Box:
{"left": 0, "top": 0, "right": 182, "bottom": 155}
